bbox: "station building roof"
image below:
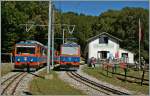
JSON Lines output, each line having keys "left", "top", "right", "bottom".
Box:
{"left": 86, "top": 32, "right": 122, "bottom": 43}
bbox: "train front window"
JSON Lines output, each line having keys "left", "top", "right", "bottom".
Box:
{"left": 61, "top": 47, "right": 78, "bottom": 55}
{"left": 17, "top": 47, "right": 35, "bottom": 54}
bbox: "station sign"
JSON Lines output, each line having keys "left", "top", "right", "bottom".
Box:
{"left": 93, "top": 43, "right": 114, "bottom": 48}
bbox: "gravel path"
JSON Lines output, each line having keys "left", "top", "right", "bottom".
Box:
{"left": 15, "top": 67, "right": 46, "bottom": 95}
{"left": 1, "top": 67, "right": 46, "bottom": 95}
{"left": 57, "top": 71, "right": 108, "bottom": 96}
{"left": 1, "top": 72, "right": 19, "bottom": 83}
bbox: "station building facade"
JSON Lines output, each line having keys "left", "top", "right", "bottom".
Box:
{"left": 85, "top": 32, "right": 134, "bottom": 64}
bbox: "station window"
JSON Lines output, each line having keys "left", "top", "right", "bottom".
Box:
{"left": 99, "top": 36, "right": 109, "bottom": 44}
{"left": 104, "top": 37, "right": 108, "bottom": 43}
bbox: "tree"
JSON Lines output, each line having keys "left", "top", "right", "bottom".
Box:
{"left": 1, "top": 1, "right": 149, "bottom": 62}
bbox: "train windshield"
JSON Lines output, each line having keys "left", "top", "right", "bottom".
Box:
{"left": 61, "top": 47, "right": 79, "bottom": 55}
{"left": 16, "top": 47, "right": 35, "bottom": 54}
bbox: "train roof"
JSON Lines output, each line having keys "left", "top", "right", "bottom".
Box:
{"left": 62, "top": 42, "right": 79, "bottom": 47}
{"left": 16, "top": 40, "right": 44, "bottom": 46}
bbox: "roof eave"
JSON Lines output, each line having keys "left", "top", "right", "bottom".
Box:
{"left": 86, "top": 32, "right": 122, "bottom": 43}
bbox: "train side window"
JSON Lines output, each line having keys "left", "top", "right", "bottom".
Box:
{"left": 44, "top": 49, "right": 47, "bottom": 55}
{"left": 42, "top": 49, "right": 46, "bottom": 56}
{"left": 37, "top": 47, "right": 40, "bottom": 54}
{"left": 40, "top": 47, "right": 43, "bottom": 55}
{"left": 42, "top": 49, "right": 47, "bottom": 56}
{"left": 42, "top": 50, "right": 44, "bottom": 55}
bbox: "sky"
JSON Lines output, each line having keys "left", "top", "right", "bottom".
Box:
{"left": 54, "top": 1, "right": 149, "bottom": 16}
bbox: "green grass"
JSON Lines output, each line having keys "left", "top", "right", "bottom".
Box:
{"left": 83, "top": 66, "right": 149, "bottom": 95}
{"left": 115, "top": 67, "right": 149, "bottom": 80}
{"left": 1, "top": 63, "right": 13, "bottom": 76}
{"left": 29, "top": 69, "right": 85, "bottom": 95}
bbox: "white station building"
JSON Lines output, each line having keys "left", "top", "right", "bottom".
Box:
{"left": 85, "top": 32, "right": 134, "bottom": 64}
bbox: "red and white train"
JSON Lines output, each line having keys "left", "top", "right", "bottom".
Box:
{"left": 59, "top": 42, "right": 80, "bottom": 70}
{"left": 14, "top": 40, "right": 59, "bottom": 71}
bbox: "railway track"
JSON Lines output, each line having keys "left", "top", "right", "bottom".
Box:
{"left": 1, "top": 72, "right": 20, "bottom": 85}
{"left": 66, "top": 71, "right": 130, "bottom": 95}
{"left": 1, "top": 72, "right": 28, "bottom": 95}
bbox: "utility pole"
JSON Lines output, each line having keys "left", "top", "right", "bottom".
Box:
{"left": 47, "top": 0, "right": 52, "bottom": 73}
{"left": 0, "top": 1, "right": 1, "bottom": 68}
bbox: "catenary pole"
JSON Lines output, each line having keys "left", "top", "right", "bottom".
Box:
{"left": 139, "top": 18, "right": 141, "bottom": 69}
{"left": 51, "top": 3, "right": 55, "bottom": 68}
{"left": 0, "top": 1, "right": 1, "bottom": 71}
{"left": 47, "top": 0, "right": 52, "bottom": 74}
{"left": 63, "top": 29, "right": 65, "bottom": 44}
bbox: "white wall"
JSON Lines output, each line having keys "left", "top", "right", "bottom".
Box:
{"left": 119, "top": 48, "right": 134, "bottom": 64}
{"left": 88, "top": 35, "right": 119, "bottom": 60}
{"left": 87, "top": 35, "right": 134, "bottom": 64}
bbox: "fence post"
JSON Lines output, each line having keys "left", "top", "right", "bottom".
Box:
{"left": 102, "top": 63, "right": 104, "bottom": 73}
{"left": 112, "top": 64, "right": 114, "bottom": 76}
{"left": 10, "top": 53, "right": 13, "bottom": 70}
{"left": 114, "top": 63, "right": 117, "bottom": 73}
{"left": 107, "top": 64, "right": 108, "bottom": 76}
{"left": 141, "top": 69, "right": 145, "bottom": 86}
{"left": 124, "top": 68, "right": 127, "bottom": 81}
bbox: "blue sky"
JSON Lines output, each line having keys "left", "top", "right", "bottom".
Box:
{"left": 54, "top": 1, "right": 149, "bottom": 16}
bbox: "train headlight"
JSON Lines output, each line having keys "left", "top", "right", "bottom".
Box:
{"left": 17, "top": 58, "right": 20, "bottom": 62}
{"left": 30, "top": 59, "right": 33, "bottom": 62}
{"left": 24, "top": 57, "right": 27, "bottom": 61}
{"left": 63, "top": 58, "right": 66, "bottom": 61}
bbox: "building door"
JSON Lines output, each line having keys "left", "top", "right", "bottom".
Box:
{"left": 121, "top": 53, "right": 128, "bottom": 63}
{"left": 97, "top": 51, "right": 109, "bottom": 60}
{"left": 101, "top": 51, "right": 109, "bottom": 59}
{"left": 122, "top": 53, "right": 128, "bottom": 58}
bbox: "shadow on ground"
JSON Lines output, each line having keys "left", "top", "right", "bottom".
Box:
{"left": 12, "top": 65, "right": 46, "bottom": 72}
{"left": 53, "top": 65, "right": 77, "bottom": 72}
{"left": 116, "top": 77, "right": 149, "bottom": 86}
{"left": 98, "top": 71, "right": 113, "bottom": 78}
{"left": 28, "top": 72, "right": 45, "bottom": 79}
{"left": 23, "top": 91, "right": 32, "bottom": 95}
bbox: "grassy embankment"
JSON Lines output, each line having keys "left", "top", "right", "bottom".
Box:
{"left": 29, "top": 69, "right": 85, "bottom": 95}
{"left": 83, "top": 65, "right": 149, "bottom": 95}
{"left": 1, "top": 63, "right": 13, "bottom": 76}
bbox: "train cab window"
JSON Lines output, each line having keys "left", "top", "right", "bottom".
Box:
{"left": 17, "top": 47, "right": 35, "bottom": 54}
